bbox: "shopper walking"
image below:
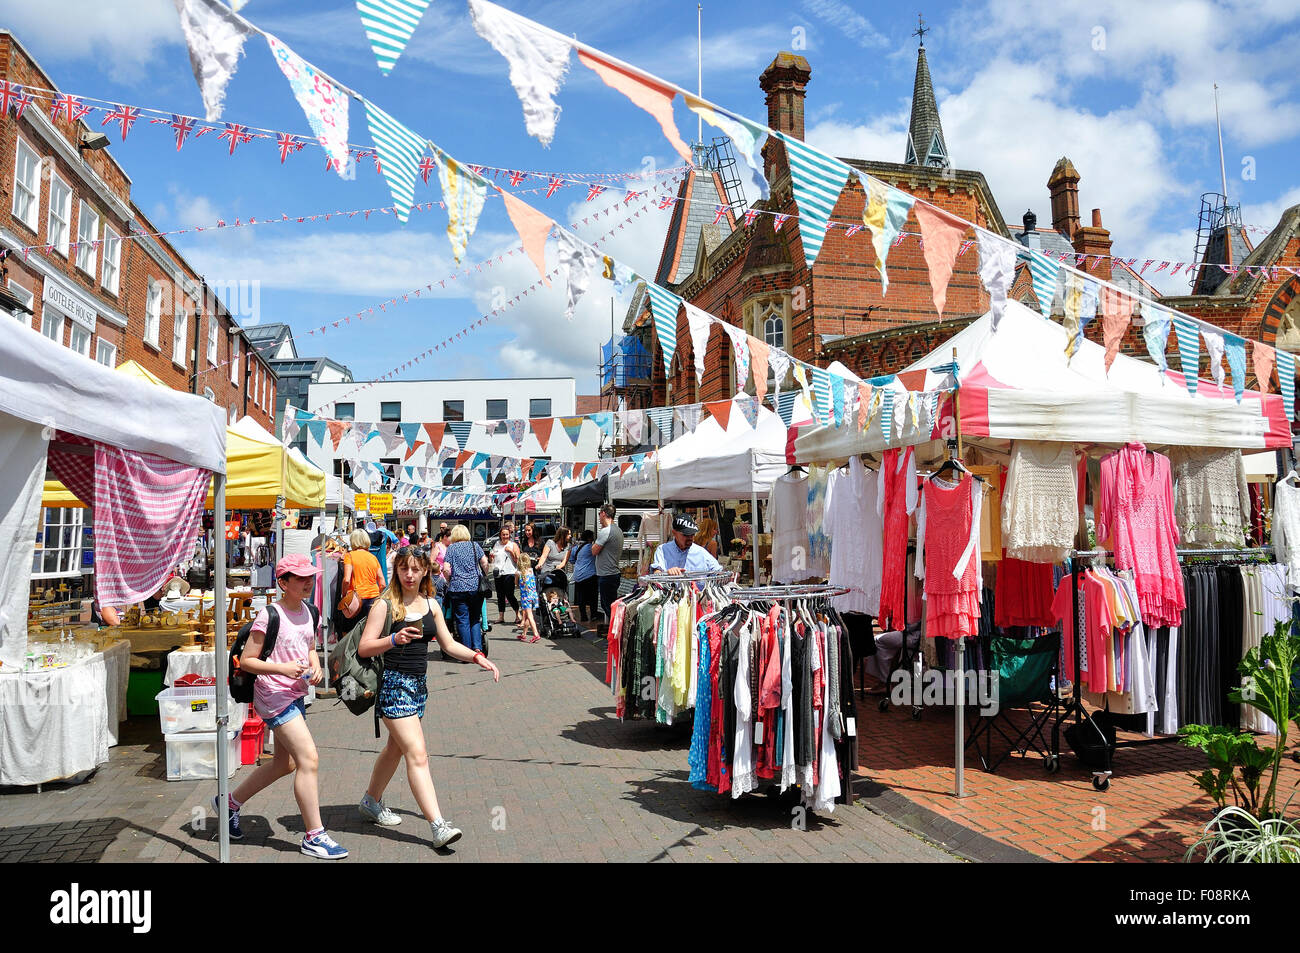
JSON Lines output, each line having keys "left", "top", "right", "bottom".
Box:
{"left": 337, "top": 529, "right": 383, "bottom": 636}
{"left": 535, "top": 526, "right": 572, "bottom": 592}
{"left": 489, "top": 526, "right": 521, "bottom": 624}
{"left": 440, "top": 525, "right": 489, "bottom": 653}
{"left": 592, "top": 504, "right": 624, "bottom": 632}
{"left": 571, "top": 530, "right": 598, "bottom": 623}
{"left": 356, "top": 546, "right": 499, "bottom": 848}
{"left": 516, "top": 553, "right": 542, "bottom": 643}
{"left": 215, "top": 555, "right": 346, "bottom": 859}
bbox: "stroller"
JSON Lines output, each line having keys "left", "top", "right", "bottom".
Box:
{"left": 535, "top": 571, "right": 581, "bottom": 638}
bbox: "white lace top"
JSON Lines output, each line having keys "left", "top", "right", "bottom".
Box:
{"left": 1272, "top": 478, "right": 1300, "bottom": 592}
{"left": 1001, "top": 441, "right": 1078, "bottom": 563}
{"left": 1169, "top": 447, "right": 1250, "bottom": 547}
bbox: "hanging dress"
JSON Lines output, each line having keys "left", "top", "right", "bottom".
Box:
{"left": 877, "top": 447, "right": 917, "bottom": 631}
{"left": 916, "top": 472, "right": 983, "bottom": 640}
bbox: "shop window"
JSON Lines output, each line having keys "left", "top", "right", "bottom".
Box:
{"left": 443, "top": 400, "right": 464, "bottom": 421}
{"left": 486, "top": 399, "right": 508, "bottom": 420}
{"left": 381, "top": 401, "right": 402, "bottom": 422}
{"left": 529, "top": 398, "right": 551, "bottom": 418}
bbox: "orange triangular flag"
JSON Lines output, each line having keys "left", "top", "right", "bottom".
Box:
{"left": 499, "top": 186, "right": 553, "bottom": 286}
{"left": 404, "top": 441, "right": 425, "bottom": 462}
{"left": 530, "top": 417, "right": 554, "bottom": 453}
{"left": 577, "top": 50, "right": 692, "bottom": 163}
{"left": 1100, "top": 287, "right": 1131, "bottom": 375}
{"left": 571, "top": 463, "right": 583, "bottom": 480}
{"left": 456, "top": 450, "right": 472, "bottom": 468}
{"left": 326, "top": 419, "right": 350, "bottom": 451}
{"left": 747, "top": 334, "right": 771, "bottom": 403}
{"left": 913, "top": 202, "right": 967, "bottom": 318}
{"left": 1254, "top": 341, "right": 1276, "bottom": 393}
{"left": 705, "top": 400, "right": 733, "bottom": 431}
{"left": 621, "top": 462, "right": 633, "bottom": 476}
{"left": 422, "top": 421, "right": 446, "bottom": 447}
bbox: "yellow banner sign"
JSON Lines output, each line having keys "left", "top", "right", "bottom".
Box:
{"left": 368, "top": 493, "right": 394, "bottom": 515}
{"left": 353, "top": 494, "right": 368, "bottom": 512}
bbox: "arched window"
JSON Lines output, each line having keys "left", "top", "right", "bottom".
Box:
{"left": 763, "top": 311, "right": 785, "bottom": 349}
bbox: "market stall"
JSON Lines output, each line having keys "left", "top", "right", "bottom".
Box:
{"left": 0, "top": 322, "right": 227, "bottom": 790}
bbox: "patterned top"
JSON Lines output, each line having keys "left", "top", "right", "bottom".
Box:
{"left": 1002, "top": 441, "right": 1077, "bottom": 563}
{"left": 1169, "top": 447, "right": 1250, "bottom": 548}
{"left": 443, "top": 540, "right": 486, "bottom": 593}
{"left": 519, "top": 569, "right": 539, "bottom": 610}
{"left": 688, "top": 622, "right": 715, "bottom": 790}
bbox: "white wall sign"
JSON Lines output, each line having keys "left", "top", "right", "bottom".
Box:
{"left": 41, "top": 274, "right": 97, "bottom": 332}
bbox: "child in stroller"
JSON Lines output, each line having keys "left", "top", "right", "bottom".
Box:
{"left": 535, "top": 574, "right": 580, "bottom": 639}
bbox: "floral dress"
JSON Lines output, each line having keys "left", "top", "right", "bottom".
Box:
{"left": 519, "top": 569, "right": 539, "bottom": 610}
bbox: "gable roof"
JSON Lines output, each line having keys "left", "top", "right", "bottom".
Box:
{"left": 654, "top": 168, "right": 735, "bottom": 287}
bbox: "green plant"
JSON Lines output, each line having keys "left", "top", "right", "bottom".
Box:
{"left": 1229, "top": 617, "right": 1300, "bottom": 818}
{"left": 1186, "top": 806, "right": 1300, "bottom": 863}
{"left": 1179, "top": 724, "right": 1274, "bottom": 814}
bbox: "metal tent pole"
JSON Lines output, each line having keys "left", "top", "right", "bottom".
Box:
{"left": 750, "top": 447, "right": 760, "bottom": 584}
{"left": 213, "top": 472, "right": 230, "bottom": 863}
{"left": 951, "top": 345, "right": 965, "bottom": 798}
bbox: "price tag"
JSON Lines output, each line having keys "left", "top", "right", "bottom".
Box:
{"left": 754, "top": 721, "right": 765, "bottom": 745}
{"left": 847, "top": 717, "right": 856, "bottom": 736}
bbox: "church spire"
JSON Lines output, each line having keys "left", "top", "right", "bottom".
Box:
{"left": 904, "top": 16, "right": 951, "bottom": 170}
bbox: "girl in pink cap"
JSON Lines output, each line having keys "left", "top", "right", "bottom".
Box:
{"left": 214, "top": 554, "right": 348, "bottom": 859}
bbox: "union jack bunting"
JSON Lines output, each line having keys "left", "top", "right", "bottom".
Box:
{"left": 712, "top": 204, "right": 728, "bottom": 224}
{"left": 418, "top": 155, "right": 436, "bottom": 184}
{"left": 276, "top": 132, "right": 304, "bottom": 163}
{"left": 773, "top": 214, "right": 790, "bottom": 231}
{"left": 508, "top": 170, "right": 526, "bottom": 186}
{"left": 658, "top": 195, "right": 676, "bottom": 210}
{"left": 219, "top": 122, "right": 254, "bottom": 155}
{"left": 101, "top": 105, "right": 140, "bottom": 141}
{"left": 586, "top": 184, "right": 606, "bottom": 201}
{"left": 49, "top": 93, "right": 91, "bottom": 124}
{"left": 624, "top": 190, "right": 643, "bottom": 204}
{"left": 0, "top": 80, "right": 23, "bottom": 115}
{"left": 545, "top": 177, "right": 564, "bottom": 198}
{"left": 844, "top": 223, "right": 863, "bottom": 237}
{"left": 743, "top": 209, "right": 760, "bottom": 227}
{"left": 193, "top": 125, "right": 215, "bottom": 140}
{"left": 169, "top": 114, "right": 196, "bottom": 151}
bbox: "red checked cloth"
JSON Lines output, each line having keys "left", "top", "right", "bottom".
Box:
{"left": 91, "top": 444, "right": 210, "bottom": 605}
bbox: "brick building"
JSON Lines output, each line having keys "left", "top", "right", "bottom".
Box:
{"left": 0, "top": 30, "right": 276, "bottom": 432}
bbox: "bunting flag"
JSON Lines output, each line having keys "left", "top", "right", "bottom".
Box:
{"left": 645, "top": 283, "right": 684, "bottom": 377}
{"left": 738, "top": 395, "right": 759, "bottom": 430}
{"left": 404, "top": 440, "right": 426, "bottom": 462}
{"left": 529, "top": 417, "right": 553, "bottom": 452}
{"left": 809, "top": 365, "right": 834, "bottom": 425}
{"left": 266, "top": 33, "right": 353, "bottom": 179}
{"left": 364, "top": 100, "right": 427, "bottom": 223}
{"left": 831, "top": 375, "right": 846, "bottom": 427}
{"left": 1021, "top": 247, "right": 1062, "bottom": 318}
{"left": 857, "top": 382, "right": 872, "bottom": 430}
{"left": 422, "top": 421, "right": 446, "bottom": 447}
{"left": 1224, "top": 333, "right": 1247, "bottom": 402}
{"left": 768, "top": 348, "right": 791, "bottom": 395}
{"left": 768, "top": 391, "right": 793, "bottom": 427}
{"left": 506, "top": 418, "right": 527, "bottom": 449}
{"left": 1099, "top": 286, "right": 1131, "bottom": 375}
{"left": 326, "top": 419, "right": 351, "bottom": 451}
{"left": 878, "top": 390, "right": 893, "bottom": 443}
{"left": 589, "top": 411, "right": 615, "bottom": 438}
{"left": 282, "top": 410, "right": 303, "bottom": 447}
{"left": 174, "top": 0, "right": 251, "bottom": 122}
{"left": 1141, "top": 302, "right": 1171, "bottom": 374}
{"left": 705, "top": 400, "right": 732, "bottom": 431}
{"left": 554, "top": 229, "right": 604, "bottom": 319}
{"left": 623, "top": 410, "right": 645, "bottom": 445}
{"left": 724, "top": 324, "right": 750, "bottom": 393}
{"left": 685, "top": 96, "right": 769, "bottom": 200}
{"left": 1279, "top": 349, "right": 1296, "bottom": 420}
{"left": 1201, "top": 329, "right": 1226, "bottom": 389}
{"left": 1061, "top": 272, "right": 1098, "bottom": 360}
{"left": 1171, "top": 312, "right": 1201, "bottom": 395}
{"left": 859, "top": 174, "right": 914, "bottom": 293}
{"left": 448, "top": 420, "right": 473, "bottom": 449}
{"left": 356, "top": 0, "right": 430, "bottom": 75}
{"left": 455, "top": 450, "right": 472, "bottom": 468}
{"left": 577, "top": 50, "right": 691, "bottom": 162}
{"left": 560, "top": 416, "right": 584, "bottom": 447}
{"left": 977, "top": 230, "right": 1017, "bottom": 332}
{"left": 498, "top": 186, "right": 553, "bottom": 284}
{"left": 468, "top": 0, "right": 571, "bottom": 147}
{"left": 1253, "top": 341, "right": 1275, "bottom": 394}
{"left": 748, "top": 335, "right": 771, "bottom": 403}
{"left": 398, "top": 422, "right": 422, "bottom": 448}
{"left": 432, "top": 148, "right": 488, "bottom": 262}
{"left": 777, "top": 132, "right": 851, "bottom": 270}
{"left": 677, "top": 403, "right": 702, "bottom": 433}
{"left": 913, "top": 202, "right": 966, "bottom": 317}
{"left": 647, "top": 407, "right": 673, "bottom": 443}
{"left": 686, "top": 305, "right": 712, "bottom": 386}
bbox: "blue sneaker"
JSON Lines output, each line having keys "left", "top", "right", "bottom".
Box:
{"left": 300, "top": 831, "right": 348, "bottom": 859}
{"left": 211, "top": 796, "right": 243, "bottom": 841}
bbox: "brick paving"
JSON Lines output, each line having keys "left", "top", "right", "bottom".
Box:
{"left": 855, "top": 696, "right": 1300, "bottom": 862}
{"left": 1, "top": 626, "right": 956, "bottom": 864}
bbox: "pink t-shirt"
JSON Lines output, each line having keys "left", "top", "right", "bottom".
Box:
{"left": 251, "top": 602, "right": 316, "bottom": 720}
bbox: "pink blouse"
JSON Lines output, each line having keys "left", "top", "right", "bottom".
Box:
{"left": 1096, "top": 443, "right": 1184, "bottom": 628}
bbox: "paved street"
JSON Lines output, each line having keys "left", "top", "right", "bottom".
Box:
{"left": 1, "top": 627, "right": 956, "bottom": 863}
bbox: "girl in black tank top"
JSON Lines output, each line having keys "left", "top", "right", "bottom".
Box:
{"left": 382, "top": 598, "right": 438, "bottom": 675}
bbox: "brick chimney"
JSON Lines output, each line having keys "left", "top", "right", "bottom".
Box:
{"left": 759, "top": 53, "right": 811, "bottom": 181}
{"left": 1073, "top": 208, "right": 1113, "bottom": 281}
{"left": 1047, "top": 157, "right": 1080, "bottom": 241}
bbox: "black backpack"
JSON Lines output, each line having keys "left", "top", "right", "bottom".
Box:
{"left": 228, "top": 602, "right": 320, "bottom": 704}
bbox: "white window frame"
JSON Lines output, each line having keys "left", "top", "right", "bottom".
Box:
{"left": 47, "top": 173, "right": 72, "bottom": 257}
{"left": 95, "top": 339, "right": 116, "bottom": 367}
{"left": 100, "top": 224, "right": 121, "bottom": 295}
{"left": 202, "top": 386, "right": 215, "bottom": 402}
{"left": 206, "top": 315, "right": 218, "bottom": 366}
{"left": 8, "top": 281, "right": 34, "bottom": 328}
{"left": 230, "top": 334, "right": 240, "bottom": 384}
{"left": 75, "top": 200, "right": 99, "bottom": 276}
{"left": 12, "top": 138, "right": 40, "bottom": 232}
{"left": 172, "top": 308, "right": 187, "bottom": 368}
{"left": 144, "top": 280, "right": 162, "bottom": 348}
{"left": 68, "top": 323, "right": 91, "bottom": 357}
{"left": 41, "top": 308, "right": 64, "bottom": 346}
{"left": 763, "top": 310, "right": 785, "bottom": 350}
{"left": 32, "top": 507, "right": 86, "bottom": 579}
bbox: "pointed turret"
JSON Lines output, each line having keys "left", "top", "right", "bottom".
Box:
{"left": 904, "top": 33, "right": 950, "bottom": 170}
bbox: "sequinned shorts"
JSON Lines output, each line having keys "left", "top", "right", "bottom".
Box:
{"left": 378, "top": 668, "right": 427, "bottom": 719}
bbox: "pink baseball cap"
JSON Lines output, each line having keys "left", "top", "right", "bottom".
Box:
{"left": 275, "top": 554, "right": 322, "bottom": 579}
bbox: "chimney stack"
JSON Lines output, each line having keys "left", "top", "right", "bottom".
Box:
{"left": 759, "top": 53, "right": 811, "bottom": 181}
{"left": 1047, "top": 157, "right": 1081, "bottom": 241}
{"left": 1073, "top": 208, "right": 1113, "bottom": 280}
{"left": 1022, "top": 210, "right": 1037, "bottom": 236}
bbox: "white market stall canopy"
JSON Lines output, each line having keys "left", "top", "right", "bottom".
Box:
{"left": 606, "top": 396, "right": 794, "bottom": 502}
{"left": 795, "top": 299, "right": 1291, "bottom": 463}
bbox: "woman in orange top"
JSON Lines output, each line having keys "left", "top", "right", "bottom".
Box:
{"left": 338, "top": 528, "right": 383, "bottom": 634}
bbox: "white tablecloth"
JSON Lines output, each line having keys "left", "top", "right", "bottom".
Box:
{"left": 166, "top": 648, "right": 218, "bottom": 684}
{"left": 0, "top": 640, "right": 130, "bottom": 786}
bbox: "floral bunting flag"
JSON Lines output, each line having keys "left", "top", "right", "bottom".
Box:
{"left": 506, "top": 418, "right": 527, "bottom": 449}
{"left": 175, "top": 0, "right": 252, "bottom": 122}
{"left": 267, "top": 33, "right": 353, "bottom": 179}
{"left": 1141, "top": 302, "right": 1172, "bottom": 375}
{"left": 684, "top": 305, "right": 711, "bottom": 386}
{"left": 858, "top": 174, "right": 915, "bottom": 293}
{"left": 768, "top": 348, "right": 791, "bottom": 395}
{"left": 738, "top": 395, "right": 759, "bottom": 430}
{"left": 685, "top": 96, "right": 769, "bottom": 199}
{"left": 724, "top": 324, "right": 750, "bottom": 394}
{"left": 467, "top": 0, "right": 571, "bottom": 147}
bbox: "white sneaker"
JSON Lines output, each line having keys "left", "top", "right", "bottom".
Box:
{"left": 359, "top": 794, "right": 402, "bottom": 826}
{"left": 430, "top": 819, "right": 462, "bottom": 848}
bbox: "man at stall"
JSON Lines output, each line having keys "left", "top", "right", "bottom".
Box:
{"left": 649, "top": 515, "right": 724, "bottom": 576}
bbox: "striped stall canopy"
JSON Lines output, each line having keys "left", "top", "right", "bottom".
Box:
{"left": 777, "top": 132, "right": 851, "bottom": 269}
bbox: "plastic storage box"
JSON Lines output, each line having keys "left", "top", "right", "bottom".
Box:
{"left": 239, "top": 720, "right": 265, "bottom": 765}
{"left": 165, "top": 728, "right": 240, "bottom": 781}
{"left": 155, "top": 685, "right": 246, "bottom": 734}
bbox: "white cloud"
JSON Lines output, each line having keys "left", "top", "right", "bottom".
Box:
{"left": 7, "top": 0, "right": 182, "bottom": 84}
{"left": 799, "top": 0, "right": 889, "bottom": 49}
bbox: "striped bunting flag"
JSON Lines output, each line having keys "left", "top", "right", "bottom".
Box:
{"left": 878, "top": 391, "right": 893, "bottom": 443}
{"left": 777, "top": 132, "right": 851, "bottom": 269}
{"left": 831, "top": 374, "right": 846, "bottom": 427}
{"left": 1279, "top": 350, "right": 1296, "bottom": 420}
{"left": 363, "top": 99, "right": 428, "bottom": 223}
{"left": 1171, "top": 312, "right": 1201, "bottom": 395}
{"left": 645, "top": 283, "right": 684, "bottom": 377}
{"left": 1020, "top": 247, "right": 1061, "bottom": 317}
{"left": 809, "top": 365, "right": 834, "bottom": 425}
{"left": 356, "top": 0, "right": 430, "bottom": 75}
{"left": 646, "top": 407, "right": 674, "bottom": 443}
{"left": 447, "top": 421, "right": 473, "bottom": 449}
{"left": 772, "top": 391, "right": 798, "bottom": 427}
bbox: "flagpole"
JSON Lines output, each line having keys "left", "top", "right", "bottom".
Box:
{"left": 697, "top": 3, "right": 703, "bottom": 143}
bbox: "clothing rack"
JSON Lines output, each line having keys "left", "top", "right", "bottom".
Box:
{"left": 636, "top": 569, "right": 735, "bottom": 587}
{"left": 729, "top": 584, "right": 850, "bottom": 601}
{"left": 1055, "top": 545, "right": 1275, "bottom": 790}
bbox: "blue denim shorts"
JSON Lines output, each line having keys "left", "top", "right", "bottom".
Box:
{"left": 378, "top": 669, "right": 427, "bottom": 719}
{"left": 264, "top": 696, "right": 306, "bottom": 729}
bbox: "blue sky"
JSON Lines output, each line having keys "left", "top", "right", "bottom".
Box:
{"left": 9, "top": 0, "right": 1299, "bottom": 394}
